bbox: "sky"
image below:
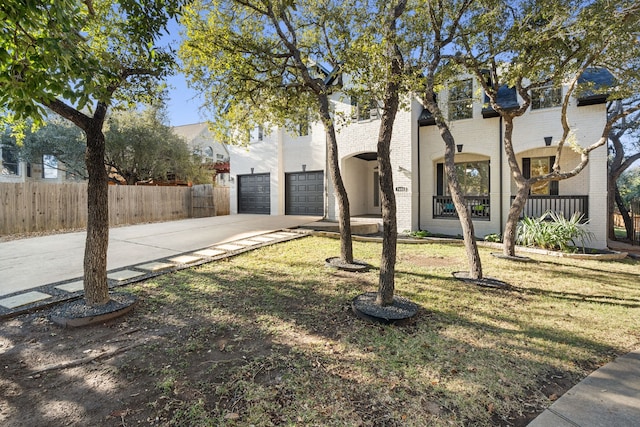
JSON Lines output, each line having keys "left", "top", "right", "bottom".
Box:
{"left": 162, "top": 20, "right": 206, "bottom": 127}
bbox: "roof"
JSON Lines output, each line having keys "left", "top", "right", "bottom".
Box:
{"left": 482, "top": 85, "right": 520, "bottom": 118}
{"left": 577, "top": 68, "right": 615, "bottom": 106}
{"left": 172, "top": 123, "right": 209, "bottom": 141}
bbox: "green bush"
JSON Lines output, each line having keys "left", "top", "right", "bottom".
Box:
{"left": 407, "top": 229, "right": 432, "bottom": 238}
{"left": 516, "top": 211, "right": 594, "bottom": 252}
{"left": 484, "top": 233, "right": 502, "bottom": 243}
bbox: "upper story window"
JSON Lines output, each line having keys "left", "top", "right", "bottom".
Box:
{"left": 249, "top": 125, "right": 263, "bottom": 142}
{"left": 531, "top": 85, "right": 562, "bottom": 110}
{"left": 297, "top": 120, "right": 309, "bottom": 137}
{"left": 216, "top": 153, "right": 224, "bottom": 160}
{"left": 448, "top": 79, "right": 473, "bottom": 121}
{"left": 351, "top": 95, "right": 379, "bottom": 122}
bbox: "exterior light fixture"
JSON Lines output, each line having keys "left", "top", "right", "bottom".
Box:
{"left": 456, "top": 144, "right": 463, "bottom": 153}
{"left": 250, "top": 167, "right": 254, "bottom": 174}
{"left": 302, "top": 164, "right": 306, "bottom": 172}
{"left": 544, "top": 136, "right": 552, "bottom": 146}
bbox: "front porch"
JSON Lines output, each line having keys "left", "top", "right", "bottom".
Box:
{"left": 512, "top": 195, "right": 589, "bottom": 221}
{"left": 432, "top": 196, "right": 491, "bottom": 220}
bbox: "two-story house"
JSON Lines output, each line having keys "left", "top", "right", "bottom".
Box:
{"left": 228, "top": 70, "right": 611, "bottom": 249}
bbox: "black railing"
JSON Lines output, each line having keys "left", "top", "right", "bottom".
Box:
{"left": 433, "top": 196, "right": 490, "bottom": 220}
{"left": 512, "top": 195, "right": 589, "bottom": 221}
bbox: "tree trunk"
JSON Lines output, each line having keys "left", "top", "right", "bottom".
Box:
{"left": 438, "top": 126, "right": 483, "bottom": 279}
{"left": 614, "top": 183, "right": 634, "bottom": 240}
{"left": 376, "top": 98, "right": 399, "bottom": 307}
{"left": 607, "top": 170, "right": 617, "bottom": 240}
{"left": 83, "top": 122, "right": 110, "bottom": 306}
{"left": 500, "top": 116, "right": 530, "bottom": 257}
{"left": 319, "top": 96, "right": 353, "bottom": 263}
{"left": 503, "top": 182, "right": 531, "bottom": 255}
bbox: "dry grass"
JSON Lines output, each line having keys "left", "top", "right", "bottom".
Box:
{"left": 2, "top": 235, "right": 638, "bottom": 426}
{"left": 120, "top": 236, "right": 640, "bottom": 426}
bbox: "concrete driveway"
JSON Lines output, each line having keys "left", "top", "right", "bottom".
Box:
{"left": 0, "top": 214, "right": 320, "bottom": 297}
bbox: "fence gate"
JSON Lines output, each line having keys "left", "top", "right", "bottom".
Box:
{"left": 191, "top": 184, "right": 215, "bottom": 218}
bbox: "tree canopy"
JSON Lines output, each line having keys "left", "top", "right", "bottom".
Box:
{"left": 1, "top": 0, "right": 185, "bottom": 306}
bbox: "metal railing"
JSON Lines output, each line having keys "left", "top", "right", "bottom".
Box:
{"left": 512, "top": 195, "right": 589, "bottom": 222}
{"left": 433, "top": 196, "right": 490, "bottom": 220}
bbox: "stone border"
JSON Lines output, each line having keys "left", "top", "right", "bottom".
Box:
{"left": 351, "top": 292, "right": 419, "bottom": 325}
{"left": 325, "top": 257, "right": 371, "bottom": 272}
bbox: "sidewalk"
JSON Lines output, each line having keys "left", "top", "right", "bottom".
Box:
{"left": 527, "top": 350, "right": 640, "bottom": 427}
{"left": 0, "top": 214, "right": 319, "bottom": 317}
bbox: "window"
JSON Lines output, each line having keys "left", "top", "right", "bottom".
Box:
{"left": 297, "top": 121, "right": 309, "bottom": 137}
{"left": 448, "top": 79, "right": 473, "bottom": 121}
{"left": 249, "top": 125, "right": 263, "bottom": 142}
{"left": 531, "top": 85, "right": 562, "bottom": 110}
{"left": 203, "top": 146, "right": 214, "bottom": 158}
{"left": 523, "top": 156, "right": 558, "bottom": 195}
{"left": 42, "top": 154, "right": 58, "bottom": 179}
{"left": 437, "top": 161, "right": 490, "bottom": 196}
{"left": 1, "top": 145, "right": 20, "bottom": 176}
{"left": 216, "top": 153, "right": 224, "bottom": 160}
{"left": 351, "top": 95, "right": 379, "bottom": 121}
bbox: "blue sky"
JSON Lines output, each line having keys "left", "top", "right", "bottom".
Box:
{"left": 162, "top": 20, "right": 205, "bottom": 127}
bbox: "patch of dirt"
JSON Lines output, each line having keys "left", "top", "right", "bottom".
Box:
{"left": 398, "top": 253, "right": 460, "bottom": 268}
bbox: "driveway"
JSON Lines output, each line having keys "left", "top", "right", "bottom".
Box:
{"left": 0, "top": 214, "right": 320, "bottom": 297}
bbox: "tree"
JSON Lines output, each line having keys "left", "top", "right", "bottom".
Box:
{"left": 180, "top": 0, "right": 358, "bottom": 264}
{"left": 608, "top": 97, "right": 640, "bottom": 240}
{"left": 1, "top": 118, "right": 88, "bottom": 180}
{"left": 408, "top": 0, "right": 485, "bottom": 279}
{"left": 345, "top": 0, "right": 408, "bottom": 304}
{"left": 105, "top": 107, "right": 210, "bottom": 185}
{"left": 0, "top": 0, "right": 183, "bottom": 306}
{"left": 451, "top": 0, "right": 640, "bottom": 256}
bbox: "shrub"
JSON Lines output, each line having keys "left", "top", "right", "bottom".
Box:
{"left": 516, "top": 211, "right": 594, "bottom": 252}
{"left": 484, "top": 233, "right": 502, "bottom": 243}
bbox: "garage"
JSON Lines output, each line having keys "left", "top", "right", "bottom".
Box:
{"left": 238, "top": 173, "right": 271, "bottom": 214}
{"left": 285, "top": 171, "right": 324, "bottom": 215}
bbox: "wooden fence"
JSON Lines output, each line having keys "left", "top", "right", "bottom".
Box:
{"left": 0, "top": 182, "right": 230, "bottom": 235}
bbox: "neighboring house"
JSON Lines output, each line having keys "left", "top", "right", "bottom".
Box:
{"left": 1, "top": 145, "right": 72, "bottom": 183}
{"left": 172, "top": 122, "right": 231, "bottom": 186}
{"left": 229, "top": 69, "right": 612, "bottom": 249}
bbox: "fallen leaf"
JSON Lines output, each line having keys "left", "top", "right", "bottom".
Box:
{"left": 224, "top": 413, "right": 240, "bottom": 420}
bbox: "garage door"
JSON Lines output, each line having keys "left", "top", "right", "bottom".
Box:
{"left": 285, "top": 171, "right": 324, "bottom": 215}
{"left": 238, "top": 173, "right": 271, "bottom": 214}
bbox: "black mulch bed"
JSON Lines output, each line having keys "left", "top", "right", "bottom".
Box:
{"left": 452, "top": 271, "right": 512, "bottom": 289}
{"left": 352, "top": 292, "right": 419, "bottom": 325}
{"left": 50, "top": 292, "right": 138, "bottom": 328}
{"left": 325, "top": 257, "right": 371, "bottom": 272}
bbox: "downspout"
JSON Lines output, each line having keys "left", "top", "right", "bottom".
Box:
{"left": 499, "top": 116, "right": 503, "bottom": 233}
{"left": 323, "top": 131, "right": 329, "bottom": 220}
{"left": 417, "top": 121, "right": 421, "bottom": 231}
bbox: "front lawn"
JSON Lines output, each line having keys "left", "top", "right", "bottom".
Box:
{"left": 1, "top": 236, "right": 639, "bottom": 426}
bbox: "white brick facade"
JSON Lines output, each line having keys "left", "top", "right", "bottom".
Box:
{"left": 229, "top": 79, "right": 609, "bottom": 248}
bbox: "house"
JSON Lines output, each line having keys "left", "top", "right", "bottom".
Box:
{"left": 172, "top": 122, "right": 231, "bottom": 186}
{"left": 228, "top": 70, "right": 611, "bottom": 249}
{"left": 0, "top": 146, "right": 74, "bottom": 183}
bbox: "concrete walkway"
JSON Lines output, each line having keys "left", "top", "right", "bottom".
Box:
{"left": 527, "top": 350, "right": 640, "bottom": 427}
{"left": 0, "top": 214, "right": 319, "bottom": 315}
